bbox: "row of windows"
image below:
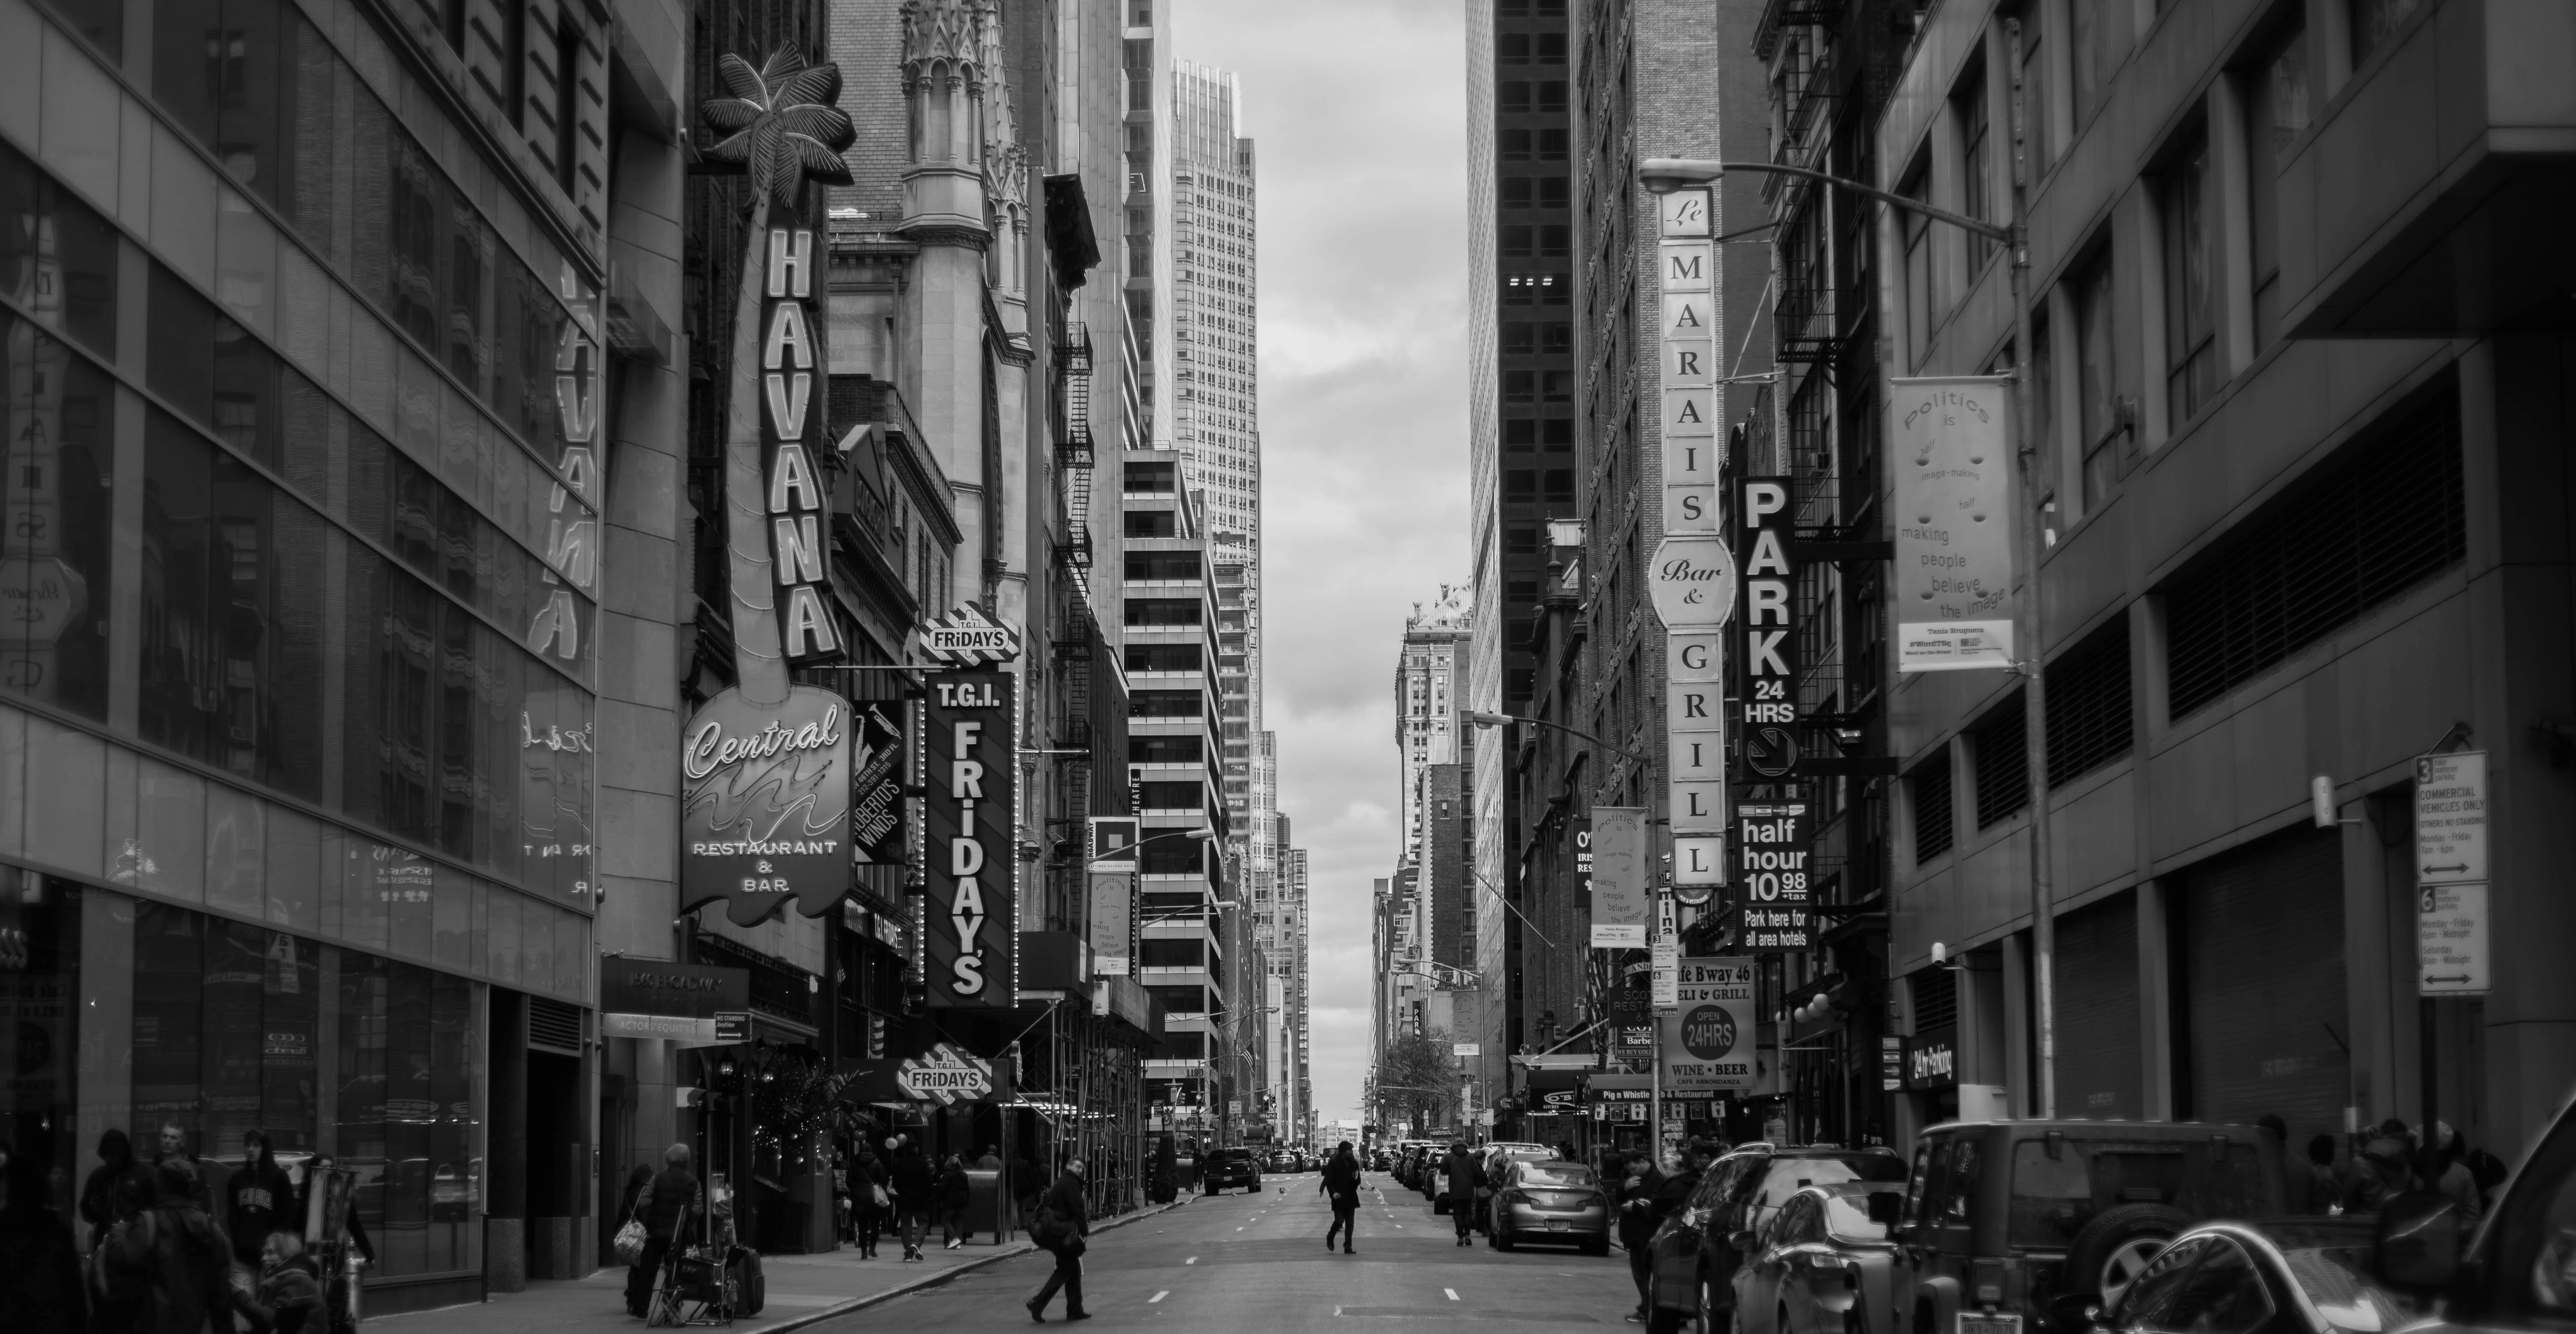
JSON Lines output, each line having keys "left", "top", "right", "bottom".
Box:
{"left": 1495, "top": 31, "right": 1568, "bottom": 64}
{"left": 1494, "top": 81, "right": 1568, "bottom": 113}
{"left": 1499, "top": 176, "right": 1571, "bottom": 210}
{"left": 1502, "top": 418, "right": 1576, "bottom": 449}
{"left": 1500, "top": 226, "right": 1573, "bottom": 259}
{"left": 1504, "top": 469, "right": 1577, "bottom": 502}
{"left": 1498, "top": 128, "right": 1571, "bottom": 161}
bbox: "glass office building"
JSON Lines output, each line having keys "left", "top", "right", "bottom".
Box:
{"left": 0, "top": 0, "right": 616, "bottom": 1305}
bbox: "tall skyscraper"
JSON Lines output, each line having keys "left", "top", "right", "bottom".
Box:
{"left": 1464, "top": 0, "right": 1578, "bottom": 1091}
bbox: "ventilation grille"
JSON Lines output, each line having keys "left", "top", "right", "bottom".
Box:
{"left": 528, "top": 997, "right": 584, "bottom": 1055}
{"left": 1910, "top": 964, "right": 1958, "bottom": 1035}
{"left": 2166, "top": 383, "right": 2465, "bottom": 718}
{"left": 1910, "top": 756, "right": 1953, "bottom": 864}
{"left": 2047, "top": 619, "right": 2133, "bottom": 784}
{"left": 1974, "top": 696, "right": 2029, "bottom": 829}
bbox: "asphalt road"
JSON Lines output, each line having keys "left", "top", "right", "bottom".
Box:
{"left": 811, "top": 1172, "right": 1635, "bottom": 1331}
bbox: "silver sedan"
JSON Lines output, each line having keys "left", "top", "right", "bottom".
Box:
{"left": 1730, "top": 1184, "right": 1903, "bottom": 1334}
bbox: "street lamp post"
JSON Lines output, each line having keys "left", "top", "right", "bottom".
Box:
{"left": 1636, "top": 28, "right": 2057, "bottom": 1117}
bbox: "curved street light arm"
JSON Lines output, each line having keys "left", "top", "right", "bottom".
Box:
{"left": 1462, "top": 710, "right": 1654, "bottom": 770}
{"left": 1638, "top": 158, "right": 2012, "bottom": 242}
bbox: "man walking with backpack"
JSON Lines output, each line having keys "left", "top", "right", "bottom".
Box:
{"left": 1024, "top": 1158, "right": 1090, "bottom": 1323}
{"left": 104, "top": 1158, "right": 231, "bottom": 1334}
{"left": 1441, "top": 1143, "right": 1484, "bottom": 1245}
{"left": 1319, "top": 1142, "right": 1362, "bottom": 1253}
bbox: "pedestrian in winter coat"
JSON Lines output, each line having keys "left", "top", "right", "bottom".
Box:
{"left": 226, "top": 1131, "right": 295, "bottom": 1271}
{"left": 82, "top": 1130, "right": 153, "bottom": 1246}
{"left": 105, "top": 1158, "right": 232, "bottom": 1334}
{"left": 1024, "top": 1158, "right": 1090, "bottom": 1322}
{"left": 230, "top": 1230, "right": 322, "bottom": 1334}
{"left": 888, "top": 1139, "right": 935, "bottom": 1262}
{"left": 1320, "top": 1142, "right": 1363, "bottom": 1253}
{"left": 148, "top": 1125, "right": 215, "bottom": 1218}
{"left": 849, "top": 1153, "right": 886, "bottom": 1258}
{"left": 624, "top": 1144, "right": 698, "bottom": 1318}
{"left": 0, "top": 1152, "right": 90, "bottom": 1334}
{"left": 1442, "top": 1144, "right": 1485, "bottom": 1244}
{"left": 938, "top": 1155, "right": 973, "bottom": 1249}
{"left": 1616, "top": 1152, "right": 1663, "bottom": 1321}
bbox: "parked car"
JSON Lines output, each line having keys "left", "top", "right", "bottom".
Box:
{"left": 1489, "top": 1158, "right": 1612, "bottom": 1256}
{"left": 1202, "top": 1146, "right": 1262, "bottom": 1194}
{"left": 1479, "top": 1143, "right": 1559, "bottom": 1231}
{"left": 1649, "top": 1144, "right": 1911, "bottom": 1334}
{"left": 2345, "top": 1086, "right": 2576, "bottom": 1334}
{"left": 2058, "top": 1216, "right": 2415, "bottom": 1334}
{"left": 1731, "top": 1183, "right": 1905, "bottom": 1334}
{"left": 1884, "top": 1119, "right": 2286, "bottom": 1334}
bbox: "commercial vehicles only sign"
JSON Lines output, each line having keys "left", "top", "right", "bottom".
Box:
{"left": 1660, "top": 956, "right": 1756, "bottom": 1093}
{"left": 2415, "top": 750, "right": 2490, "bottom": 996}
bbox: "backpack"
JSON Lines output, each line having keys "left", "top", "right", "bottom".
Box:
{"left": 105, "top": 1206, "right": 229, "bottom": 1332}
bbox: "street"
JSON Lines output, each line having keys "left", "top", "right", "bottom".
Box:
{"left": 813, "top": 1178, "right": 1632, "bottom": 1331}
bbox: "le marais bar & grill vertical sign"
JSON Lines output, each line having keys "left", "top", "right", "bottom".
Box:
{"left": 921, "top": 672, "right": 1019, "bottom": 1007}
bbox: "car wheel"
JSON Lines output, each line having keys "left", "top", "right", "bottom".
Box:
{"left": 1494, "top": 1223, "right": 1514, "bottom": 1252}
{"left": 2065, "top": 1203, "right": 2193, "bottom": 1309}
{"left": 1581, "top": 1234, "right": 1610, "bottom": 1258}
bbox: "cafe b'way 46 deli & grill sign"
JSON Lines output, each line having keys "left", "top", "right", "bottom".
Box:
{"left": 922, "top": 673, "right": 1019, "bottom": 1008}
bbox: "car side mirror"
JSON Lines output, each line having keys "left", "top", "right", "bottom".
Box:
{"left": 2376, "top": 1189, "right": 2464, "bottom": 1289}
{"left": 2045, "top": 1293, "right": 2102, "bottom": 1334}
{"left": 1866, "top": 1191, "right": 1903, "bottom": 1227}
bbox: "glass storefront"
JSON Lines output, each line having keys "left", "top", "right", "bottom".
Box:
{"left": 0, "top": 872, "right": 494, "bottom": 1281}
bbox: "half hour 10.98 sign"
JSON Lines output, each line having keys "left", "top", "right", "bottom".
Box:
{"left": 1732, "top": 802, "right": 1811, "bottom": 954}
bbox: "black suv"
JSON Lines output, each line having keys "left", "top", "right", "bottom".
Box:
{"left": 1650, "top": 1144, "right": 1910, "bottom": 1334}
{"left": 1888, "top": 1120, "right": 2283, "bottom": 1334}
{"left": 1203, "top": 1146, "right": 1262, "bottom": 1194}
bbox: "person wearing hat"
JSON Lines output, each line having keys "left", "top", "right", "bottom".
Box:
{"left": 2351, "top": 1137, "right": 2415, "bottom": 1213}
{"left": 2417, "top": 1122, "right": 2485, "bottom": 1224}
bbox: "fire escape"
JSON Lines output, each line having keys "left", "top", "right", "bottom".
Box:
{"left": 1051, "top": 323, "right": 1098, "bottom": 854}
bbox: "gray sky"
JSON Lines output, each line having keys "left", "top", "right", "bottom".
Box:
{"left": 1184, "top": 0, "right": 1471, "bottom": 1128}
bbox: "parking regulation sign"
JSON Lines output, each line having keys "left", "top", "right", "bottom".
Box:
{"left": 2415, "top": 750, "right": 2491, "bottom": 995}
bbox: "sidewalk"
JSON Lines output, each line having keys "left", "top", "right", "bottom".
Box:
{"left": 371, "top": 1197, "right": 1191, "bottom": 1334}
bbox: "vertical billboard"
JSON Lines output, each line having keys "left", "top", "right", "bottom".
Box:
{"left": 1656, "top": 185, "right": 1733, "bottom": 890}
{"left": 678, "top": 686, "right": 852, "bottom": 926}
{"left": 759, "top": 227, "right": 843, "bottom": 665}
{"left": 922, "top": 672, "right": 1019, "bottom": 1007}
{"left": 1890, "top": 376, "right": 2016, "bottom": 672}
{"left": 849, "top": 700, "right": 909, "bottom": 866}
{"left": 1660, "top": 956, "right": 1756, "bottom": 1092}
{"left": 1733, "top": 802, "right": 1811, "bottom": 954}
{"left": 1589, "top": 806, "right": 1650, "bottom": 947}
{"left": 1735, "top": 477, "right": 1801, "bottom": 780}
{"left": 1088, "top": 816, "right": 1141, "bottom": 977}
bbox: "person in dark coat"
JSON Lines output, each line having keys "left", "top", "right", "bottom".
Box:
{"left": 149, "top": 1125, "right": 215, "bottom": 1217}
{"left": 1319, "top": 1142, "right": 1363, "bottom": 1253}
{"left": 82, "top": 1129, "right": 153, "bottom": 1244}
{"left": 0, "top": 1152, "right": 90, "bottom": 1334}
{"left": 887, "top": 1138, "right": 935, "bottom": 1262}
{"left": 227, "top": 1131, "right": 295, "bottom": 1272}
{"left": 625, "top": 1144, "right": 699, "bottom": 1318}
{"left": 104, "top": 1158, "right": 230, "bottom": 1334}
{"left": 937, "top": 1154, "right": 973, "bottom": 1249}
{"left": 230, "top": 1230, "right": 322, "bottom": 1334}
{"left": 1440, "top": 1144, "right": 1484, "bottom": 1244}
{"left": 1616, "top": 1150, "right": 1664, "bottom": 1323}
{"left": 850, "top": 1152, "right": 886, "bottom": 1258}
{"left": 1024, "top": 1158, "right": 1090, "bottom": 1322}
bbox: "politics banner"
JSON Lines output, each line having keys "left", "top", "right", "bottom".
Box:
{"left": 1891, "top": 376, "right": 2017, "bottom": 672}
{"left": 1661, "top": 956, "right": 1757, "bottom": 1093}
{"left": 1589, "top": 806, "right": 1650, "bottom": 948}
{"left": 921, "top": 672, "right": 1020, "bottom": 1008}
{"left": 678, "top": 686, "right": 852, "bottom": 925}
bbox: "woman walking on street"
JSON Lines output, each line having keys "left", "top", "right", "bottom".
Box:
{"left": 938, "top": 1154, "right": 972, "bottom": 1249}
{"left": 1024, "top": 1158, "right": 1090, "bottom": 1323}
{"left": 888, "top": 1137, "right": 934, "bottom": 1262}
{"left": 625, "top": 1144, "right": 698, "bottom": 1319}
{"left": 1320, "top": 1142, "right": 1362, "bottom": 1253}
{"left": 849, "top": 1150, "right": 886, "bottom": 1258}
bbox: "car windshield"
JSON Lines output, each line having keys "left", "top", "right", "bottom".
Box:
{"left": 1751, "top": 1156, "right": 1908, "bottom": 1213}
{"left": 2277, "top": 1244, "right": 2414, "bottom": 1333}
{"left": 1520, "top": 1164, "right": 1597, "bottom": 1188}
{"left": 1820, "top": 1191, "right": 1892, "bottom": 1243}
{"left": 2007, "top": 1139, "right": 2270, "bottom": 1248}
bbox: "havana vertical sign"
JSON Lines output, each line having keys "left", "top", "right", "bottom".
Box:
{"left": 761, "top": 227, "right": 843, "bottom": 664}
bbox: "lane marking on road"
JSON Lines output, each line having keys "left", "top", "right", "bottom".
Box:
{"left": 1186, "top": 1256, "right": 1198, "bottom": 1264}
{"left": 1445, "top": 1289, "right": 1460, "bottom": 1301}
{"left": 1150, "top": 1291, "right": 1169, "bottom": 1304}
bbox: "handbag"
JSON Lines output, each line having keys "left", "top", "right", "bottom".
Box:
{"left": 613, "top": 1193, "right": 649, "bottom": 1265}
{"left": 870, "top": 1182, "right": 889, "bottom": 1210}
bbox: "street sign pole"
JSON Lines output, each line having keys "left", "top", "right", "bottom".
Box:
{"left": 2413, "top": 744, "right": 2491, "bottom": 1139}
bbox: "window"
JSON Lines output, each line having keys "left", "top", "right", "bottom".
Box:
{"left": 1539, "top": 176, "right": 1570, "bottom": 208}
{"left": 1136, "top": 779, "right": 1204, "bottom": 807}
{"left": 2045, "top": 618, "right": 2132, "bottom": 783}
{"left": 1500, "top": 128, "right": 1532, "bottom": 161}
{"left": 1973, "top": 698, "right": 2029, "bottom": 828}
{"left": 1956, "top": 68, "right": 1996, "bottom": 270}
{"left": 2348, "top": 0, "right": 2421, "bottom": 67}
{"left": 1501, "top": 225, "right": 1535, "bottom": 258}
{"left": 2075, "top": 255, "right": 2121, "bottom": 509}
{"left": 2244, "top": 21, "right": 2310, "bottom": 351}
{"left": 2164, "top": 383, "right": 2465, "bottom": 717}
{"left": 1507, "top": 525, "right": 1541, "bottom": 554}
{"left": 1124, "top": 510, "right": 1176, "bottom": 537}
{"left": 1544, "top": 418, "right": 1574, "bottom": 450}
{"left": 1541, "top": 370, "right": 1573, "bottom": 402}
{"left": 1498, "top": 81, "right": 1532, "bottom": 113}
{"left": 1910, "top": 755, "right": 1955, "bottom": 863}
{"left": 1498, "top": 32, "right": 1530, "bottom": 63}
{"left": 1128, "top": 734, "right": 1205, "bottom": 764}
{"left": 1506, "top": 470, "right": 1538, "bottom": 501}
{"left": 2020, "top": 0, "right": 2051, "bottom": 172}
{"left": 0, "top": 138, "right": 120, "bottom": 358}
{"left": 1537, "top": 81, "right": 1568, "bottom": 111}
{"left": 1125, "top": 599, "right": 1202, "bottom": 627}
{"left": 2161, "top": 133, "right": 2219, "bottom": 426}
{"left": 1125, "top": 461, "right": 1178, "bottom": 493}
{"left": 1504, "top": 418, "right": 1538, "bottom": 449}
{"left": 1125, "top": 550, "right": 1202, "bottom": 580}
{"left": 1124, "top": 643, "right": 1204, "bottom": 674}
{"left": 1902, "top": 171, "right": 1936, "bottom": 366}
{"left": 2070, "top": 0, "right": 2111, "bottom": 125}
{"left": 1506, "top": 370, "right": 1537, "bottom": 402}
{"left": 1543, "top": 469, "right": 1574, "bottom": 500}
{"left": 1501, "top": 178, "right": 1533, "bottom": 208}
{"left": 1539, "top": 224, "right": 1571, "bottom": 257}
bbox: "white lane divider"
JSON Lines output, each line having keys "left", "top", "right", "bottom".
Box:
{"left": 1186, "top": 1256, "right": 1198, "bottom": 1265}
{"left": 1445, "top": 1289, "right": 1460, "bottom": 1302}
{"left": 1150, "top": 1291, "right": 1169, "bottom": 1304}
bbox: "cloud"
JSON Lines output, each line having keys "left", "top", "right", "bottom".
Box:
{"left": 1185, "top": 0, "right": 1470, "bottom": 1128}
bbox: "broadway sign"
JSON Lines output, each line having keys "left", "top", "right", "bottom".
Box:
{"left": 921, "top": 672, "right": 1019, "bottom": 1008}
{"left": 1660, "top": 956, "right": 1756, "bottom": 1092}
{"left": 678, "top": 687, "right": 852, "bottom": 925}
